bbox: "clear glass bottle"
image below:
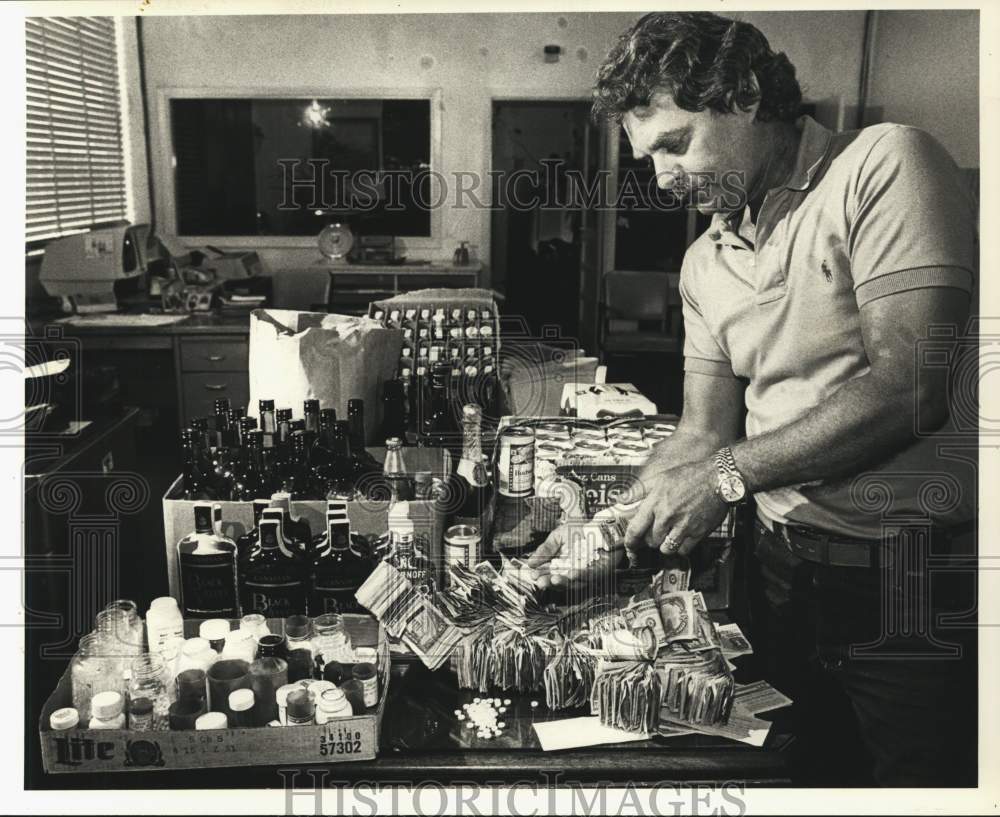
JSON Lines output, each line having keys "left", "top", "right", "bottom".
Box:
{"left": 102, "top": 599, "right": 145, "bottom": 658}
{"left": 71, "top": 633, "right": 125, "bottom": 726}
{"left": 383, "top": 437, "right": 412, "bottom": 502}
{"left": 94, "top": 608, "right": 132, "bottom": 682}
{"left": 177, "top": 502, "right": 240, "bottom": 619}
{"left": 456, "top": 403, "right": 490, "bottom": 522}
{"left": 130, "top": 653, "right": 171, "bottom": 730}
{"left": 378, "top": 503, "right": 434, "bottom": 592}
{"left": 312, "top": 613, "right": 354, "bottom": 668}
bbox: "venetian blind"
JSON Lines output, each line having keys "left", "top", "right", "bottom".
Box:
{"left": 26, "top": 16, "right": 128, "bottom": 245}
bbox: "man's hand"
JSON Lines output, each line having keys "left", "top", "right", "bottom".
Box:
{"left": 527, "top": 520, "right": 623, "bottom": 592}
{"left": 623, "top": 458, "right": 729, "bottom": 556}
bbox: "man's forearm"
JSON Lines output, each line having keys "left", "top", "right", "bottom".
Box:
{"left": 642, "top": 422, "right": 734, "bottom": 476}
{"left": 730, "top": 373, "right": 922, "bottom": 494}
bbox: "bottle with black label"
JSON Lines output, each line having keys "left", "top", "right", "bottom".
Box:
{"left": 240, "top": 514, "right": 309, "bottom": 618}
{"left": 309, "top": 501, "right": 373, "bottom": 615}
{"left": 236, "top": 498, "right": 272, "bottom": 566}
{"left": 177, "top": 502, "right": 240, "bottom": 619}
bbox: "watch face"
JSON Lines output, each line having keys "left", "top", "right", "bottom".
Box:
{"left": 720, "top": 475, "right": 746, "bottom": 503}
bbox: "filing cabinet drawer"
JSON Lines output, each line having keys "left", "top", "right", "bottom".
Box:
{"left": 181, "top": 371, "right": 249, "bottom": 422}
{"left": 179, "top": 338, "right": 248, "bottom": 372}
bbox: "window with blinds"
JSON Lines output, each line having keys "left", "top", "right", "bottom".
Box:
{"left": 26, "top": 16, "right": 128, "bottom": 246}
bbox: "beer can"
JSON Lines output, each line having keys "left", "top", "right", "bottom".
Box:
{"left": 444, "top": 524, "right": 481, "bottom": 572}
{"left": 573, "top": 428, "right": 607, "bottom": 442}
{"left": 535, "top": 422, "right": 571, "bottom": 440}
{"left": 534, "top": 442, "right": 566, "bottom": 490}
{"left": 652, "top": 422, "right": 677, "bottom": 433}
{"left": 498, "top": 427, "right": 535, "bottom": 497}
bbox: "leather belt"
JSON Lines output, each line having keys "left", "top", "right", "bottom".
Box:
{"left": 769, "top": 520, "right": 883, "bottom": 568}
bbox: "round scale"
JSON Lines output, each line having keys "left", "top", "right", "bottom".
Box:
{"left": 317, "top": 223, "right": 354, "bottom": 260}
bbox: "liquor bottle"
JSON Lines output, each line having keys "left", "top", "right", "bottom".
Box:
{"left": 214, "top": 398, "right": 232, "bottom": 448}
{"left": 259, "top": 399, "right": 276, "bottom": 434}
{"left": 303, "top": 399, "right": 321, "bottom": 436}
{"left": 308, "top": 501, "right": 373, "bottom": 615}
{"left": 424, "top": 362, "right": 453, "bottom": 440}
{"left": 329, "top": 421, "right": 357, "bottom": 498}
{"left": 268, "top": 492, "right": 312, "bottom": 546}
{"left": 181, "top": 428, "right": 212, "bottom": 499}
{"left": 282, "top": 431, "right": 314, "bottom": 499}
{"left": 455, "top": 404, "right": 490, "bottom": 523}
{"left": 383, "top": 437, "right": 412, "bottom": 502}
{"left": 377, "top": 502, "right": 434, "bottom": 592}
{"left": 240, "top": 515, "right": 308, "bottom": 618}
{"left": 231, "top": 429, "right": 264, "bottom": 501}
{"left": 236, "top": 498, "right": 272, "bottom": 565}
{"left": 381, "top": 379, "right": 408, "bottom": 443}
{"left": 177, "top": 502, "right": 240, "bottom": 619}
{"left": 347, "top": 399, "right": 367, "bottom": 456}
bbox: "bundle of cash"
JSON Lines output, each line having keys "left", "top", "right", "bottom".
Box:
{"left": 590, "top": 659, "right": 662, "bottom": 734}
{"left": 656, "top": 647, "right": 736, "bottom": 728}
{"left": 543, "top": 638, "right": 597, "bottom": 710}
{"left": 356, "top": 559, "right": 467, "bottom": 671}
{"left": 454, "top": 624, "right": 557, "bottom": 693}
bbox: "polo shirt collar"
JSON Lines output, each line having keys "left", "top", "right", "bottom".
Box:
{"left": 707, "top": 115, "right": 833, "bottom": 247}
{"left": 783, "top": 115, "right": 833, "bottom": 192}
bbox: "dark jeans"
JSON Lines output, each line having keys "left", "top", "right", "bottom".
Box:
{"left": 748, "top": 519, "right": 978, "bottom": 787}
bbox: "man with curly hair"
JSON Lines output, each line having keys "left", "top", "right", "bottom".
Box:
{"left": 535, "top": 11, "right": 978, "bottom": 786}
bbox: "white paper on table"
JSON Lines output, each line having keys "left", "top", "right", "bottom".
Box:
{"left": 533, "top": 716, "right": 649, "bottom": 751}
{"left": 691, "top": 704, "right": 772, "bottom": 747}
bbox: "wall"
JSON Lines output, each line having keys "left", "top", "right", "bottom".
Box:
{"left": 140, "top": 11, "right": 867, "bottom": 282}
{"left": 865, "top": 10, "right": 979, "bottom": 168}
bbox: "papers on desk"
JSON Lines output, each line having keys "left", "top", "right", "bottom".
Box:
{"left": 56, "top": 313, "right": 188, "bottom": 327}
{"left": 533, "top": 717, "right": 649, "bottom": 752}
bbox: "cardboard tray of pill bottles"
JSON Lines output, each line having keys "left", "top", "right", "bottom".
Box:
{"left": 161, "top": 445, "right": 452, "bottom": 602}
{"left": 38, "top": 614, "right": 389, "bottom": 773}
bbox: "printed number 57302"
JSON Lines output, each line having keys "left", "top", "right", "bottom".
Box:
{"left": 319, "top": 740, "right": 363, "bottom": 756}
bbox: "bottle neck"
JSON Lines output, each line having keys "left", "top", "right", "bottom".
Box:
{"left": 460, "top": 418, "right": 483, "bottom": 462}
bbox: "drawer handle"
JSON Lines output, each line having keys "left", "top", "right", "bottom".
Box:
{"left": 203, "top": 383, "right": 228, "bottom": 391}
{"left": 205, "top": 354, "right": 225, "bottom": 362}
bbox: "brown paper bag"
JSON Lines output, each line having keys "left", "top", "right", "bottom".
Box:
{"left": 247, "top": 308, "right": 402, "bottom": 443}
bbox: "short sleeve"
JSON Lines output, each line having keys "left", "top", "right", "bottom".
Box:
{"left": 679, "top": 258, "right": 734, "bottom": 378}
{"left": 848, "top": 125, "right": 977, "bottom": 307}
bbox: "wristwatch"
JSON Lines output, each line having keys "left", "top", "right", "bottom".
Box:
{"left": 712, "top": 446, "right": 747, "bottom": 505}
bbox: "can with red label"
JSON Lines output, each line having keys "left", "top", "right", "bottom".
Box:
{"left": 498, "top": 427, "right": 535, "bottom": 497}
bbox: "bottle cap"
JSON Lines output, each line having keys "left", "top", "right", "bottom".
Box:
{"left": 352, "top": 662, "right": 377, "bottom": 681}
{"left": 199, "top": 619, "right": 231, "bottom": 643}
{"left": 276, "top": 683, "right": 302, "bottom": 707}
{"left": 149, "top": 596, "right": 178, "bottom": 611}
{"left": 49, "top": 707, "right": 79, "bottom": 730}
{"left": 129, "top": 697, "right": 153, "bottom": 717}
{"left": 462, "top": 404, "right": 482, "bottom": 422}
{"left": 181, "top": 637, "right": 211, "bottom": 657}
{"left": 91, "top": 691, "right": 123, "bottom": 720}
{"left": 286, "top": 688, "right": 314, "bottom": 720}
{"left": 322, "top": 660, "right": 346, "bottom": 685}
{"left": 305, "top": 679, "right": 337, "bottom": 697}
{"left": 229, "top": 688, "right": 255, "bottom": 712}
{"left": 319, "top": 688, "right": 349, "bottom": 712}
{"left": 195, "top": 712, "right": 228, "bottom": 730}
{"left": 284, "top": 615, "right": 311, "bottom": 639}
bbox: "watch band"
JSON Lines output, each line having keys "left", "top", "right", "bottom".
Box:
{"left": 713, "top": 446, "right": 747, "bottom": 504}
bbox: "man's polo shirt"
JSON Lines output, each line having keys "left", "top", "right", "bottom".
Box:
{"left": 680, "top": 115, "right": 977, "bottom": 538}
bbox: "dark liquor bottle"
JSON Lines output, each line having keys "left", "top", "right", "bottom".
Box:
{"left": 308, "top": 501, "right": 373, "bottom": 615}
{"left": 383, "top": 437, "right": 412, "bottom": 503}
{"left": 259, "top": 399, "right": 277, "bottom": 449}
{"left": 381, "top": 379, "right": 408, "bottom": 442}
{"left": 231, "top": 429, "right": 264, "bottom": 500}
{"left": 329, "top": 421, "right": 356, "bottom": 499}
{"left": 303, "top": 399, "right": 321, "bottom": 436}
{"left": 181, "top": 428, "right": 212, "bottom": 499}
{"left": 455, "top": 404, "right": 490, "bottom": 522}
{"left": 282, "top": 430, "right": 314, "bottom": 499}
{"left": 177, "top": 502, "right": 240, "bottom": 619}
{"left": 214, "top": 398, "right": 232, "bottom": 448}
{"left": 236, "top": 498, "right": 272, "bottom": 566}
{"left": 347, "top": 399, "right": 367, "bottom": 455}
{"left": 240, "top": 515, "right": 308, "bottom": 618}
{"left": 267, "top": 492, "right": 312, "bottom": 546}
{"left": 424, "top": 362, "right": 453, "bottom": 440}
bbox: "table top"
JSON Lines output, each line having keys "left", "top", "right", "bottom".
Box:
{"left": 28, "top": 655, "right": 792, "bottom": 789}
{"left": 31, "top": 311, "right": 253, "bottom": 337}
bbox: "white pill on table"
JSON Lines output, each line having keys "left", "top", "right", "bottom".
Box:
{"left": 531, "top": 700, "right": 539, "bottom": 708}
{"left": 503, "top": 699, "right": 511, "bottom": 705}
{"left": 498, "top": 721, "right": 506, "bottom": 728}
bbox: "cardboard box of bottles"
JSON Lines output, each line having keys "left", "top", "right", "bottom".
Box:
{"left": 39, "top": 614, "right": 389, "bottom": 774}
{"left": 161, "top": 446, "right": 453, "bottom": 603}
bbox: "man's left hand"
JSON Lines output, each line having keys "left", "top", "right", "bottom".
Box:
{"left": 623, "top": 458, "right": 729, "bottom": 557}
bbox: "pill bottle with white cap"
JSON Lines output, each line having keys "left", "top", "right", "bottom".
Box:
{"left": 228, "top": 688, "right": 256, "bottom": 728}
{"left": 49, "top": 707, "right": 79, "bottom": 731}
{"left": 89, "top": 691, "right": 125, "bottom": 729}
{"left": 195, "top": 711, "right": 228, "bottom": 730}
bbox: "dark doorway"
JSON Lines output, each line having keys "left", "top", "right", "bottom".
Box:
{"left": 491, "top": 101, "right": 602, "bottom": 348}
